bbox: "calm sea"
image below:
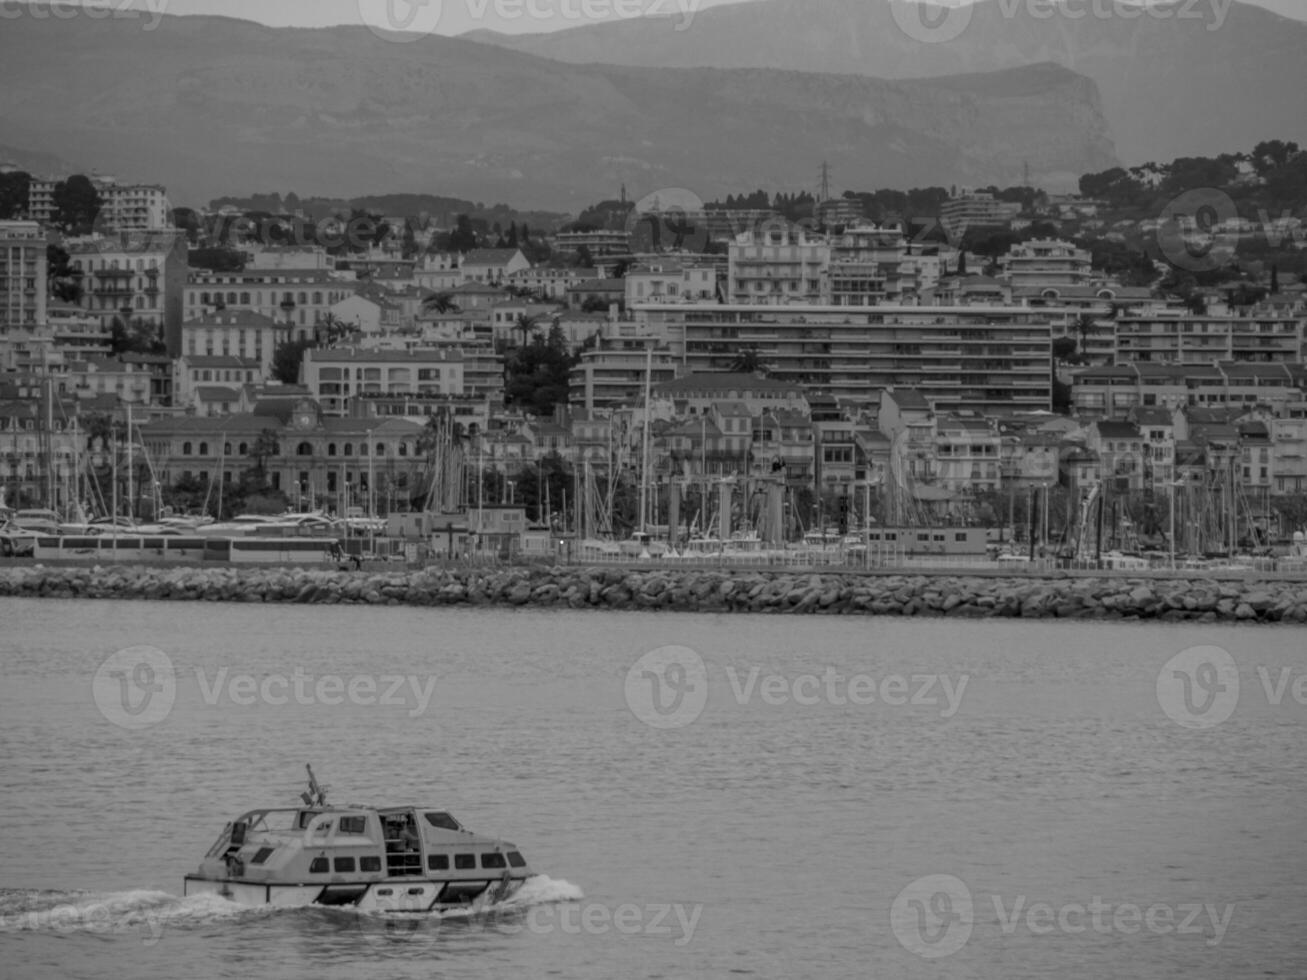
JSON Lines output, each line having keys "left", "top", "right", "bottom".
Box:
{"left": 0, "top": 599, "right": 1304, "bottom": 979}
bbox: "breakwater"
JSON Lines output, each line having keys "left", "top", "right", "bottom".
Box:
{"left": 0, "top": 564, "right": 1304, "bottom": 622}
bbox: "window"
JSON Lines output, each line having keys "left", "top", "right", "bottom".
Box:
{"left": 198, "top": 442, "right": 208, "bottom": 456}
{"left": 182, "top": 441, "right": 192, "bottom": 456}
{"left": 360, "top": 855, "right": 382, "bottom": 872}
{"left": 328, "top": 443, "right": 337, "bottom": 457}
{"left": 481, "top": 853, "right": 507, "bottom": 869}
{"left": 424, "top": 812, "right": 460, "bottom": 830}
{"left": 297, "top": 442, "right": 312, "bottom": 456}
{"left": 339, "top": 815, "right": 367, "bottom": 834}
{"left": 506, "top": 851, "right": 526, "bottom": 868}
{"left": 428, "top": 854, "right": 449, "bottom": 871}
{"left": 250, "top": 847, "right": 275, "bottom": 865}
{"left": 309, "top": 857, "right": 329, "bottom": 874}
{"left": 454, "top": 854, "right": 475, "bottom": 870}
{"left": 334, "top": 857, "right": 356, "bottom": 873}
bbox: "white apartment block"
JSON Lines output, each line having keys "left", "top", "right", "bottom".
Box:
{"left": 728, "top": 225, "right": 830, "bottom": 305}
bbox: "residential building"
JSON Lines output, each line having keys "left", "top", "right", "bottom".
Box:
{"left": 184, "top": 269, "right": 356, "bottom": 340}
{"left": 939, "top": 190, "right": 1022, "bottom": 240}
{"left": 568, "top": 340, "right": 677, "bottom": 411}
{"left": 0, "top": 220, "right": 48, "bottom": 330}
{"left": 1116, "top": 311, "right": 1306, "bottom": 364}
{"left": 178, "top": 310, "right": 286, "bottom": 374}
{"left": 66, "top": 230, "right": 187, "bottom": 352}
{"left": 459, "top": 248, "right": 530, "bottom": 284}
{"left": 1001, "top": 238, "right": 1092, "bottom": 292}
{"left": 173, "top": 355, "right": 265, "bottom": 410}
{"left": 728, "top": 225, "right": 830, "bottom": 305}
{"left": 624, "top": 262, "right": 717, "bottom": 307}
{"left": 301, "top": 347, "right": 467, "bottom": 417}
{"left": 1086, "top": 419, "right": 1146, "bottom": 491}
{"left": 650, "top": 373, "right": 810, "bottom": 419}
{"left": 552, "top": 231, "right": 631, "bottom": 261}
{"left": 641, "top": 303, "right": 1055, "bottom": 414}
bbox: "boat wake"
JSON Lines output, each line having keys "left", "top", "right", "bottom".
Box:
{"left": 0, "top": 887, "right": 260, "bottom": 939}
{"left": 0, "top": 876, "right": 582, "bottom": 937}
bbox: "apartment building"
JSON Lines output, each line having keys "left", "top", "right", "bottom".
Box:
{"left": 939, "top": 191, "right": 1021, "bottom": 241}
{"left": 301, "top": 347, "right": 466, "bottom": 417}
{"left": 184, "top": 269, "right": 356, "bottom": 340}
{"left": 1002, "top": 239, "right": 1093, "bottom": 292}
{"left": 727, "top": 225, "right": 830, "bottom": 305}
{"left": 66, "top": 231, "right": 187, "bottom": 351}
{"left": 640, "top": 303, "right": 1054, "bottom": 415}
{"left": 178, "top": 310, "right": 287, "bottom": 374}
{"left": 0, "top": 220, "right": 47, "bottom": 330}
{"left": 1116, "top": 311, "right": 1306, "bottom": 364}
{"left": 568, "top": 340, "right": 677, "bottom": 411}
{"left": 624, "top": 262, "right": 717, "bottom": 307}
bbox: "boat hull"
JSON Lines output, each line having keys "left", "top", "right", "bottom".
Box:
{"left": 183, "top": 874, "right": 524, "bottom": 912}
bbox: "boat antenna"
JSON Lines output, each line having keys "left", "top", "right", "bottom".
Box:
{"left": 302, "top": 764, "right": 329, "bottom": 807}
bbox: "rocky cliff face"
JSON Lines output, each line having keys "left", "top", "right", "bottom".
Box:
{"left": 472, "top": 0, "right": 1307, "bottom": 166}
{"left": 0, "top": 10, "right": 1116, "bottom": 207}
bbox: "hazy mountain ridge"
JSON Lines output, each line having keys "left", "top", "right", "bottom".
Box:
{"left": 0, "top": 8, "right": 1118, "bottom": 209}
{"left": 467, "top": 0, "right": 1307, "bottom": 166}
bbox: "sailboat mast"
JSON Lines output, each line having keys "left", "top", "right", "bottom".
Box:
{"left": 125, "top": 403, "right": 133, "bottom": 522}
{"left": 638, "top": 346, "right": 652, "bottom": 534}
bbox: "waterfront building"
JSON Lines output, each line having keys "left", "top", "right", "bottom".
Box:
{"left": 0, "top": 220, "right": 48, "bottom": 330}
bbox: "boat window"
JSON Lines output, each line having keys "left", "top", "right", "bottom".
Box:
{"left": 334, "top": 857, "right": 356, "bottom": 873}
{"left": 250, "top": 847, "right": 275, "bottom": 865}
{"left": 424, "top": 812, "right": 461, "bottom": 830}
{"left": 376, "top": 888, "right": 393, "bottom": 896}
{"left": 407, "top": 887, "right": 425, "bottom": 896}
{"left": 428, "top": 855, "right": 449, "bottom": 871}
{"left": 360, "top": 856, "right": 382, "bottom": 872}
{"left": 338, "top": 815, "right": 367, "bottom": 834}
{"left": 454, "top": 854, "right": 475, "bottom": 870}
{"left": 506, "top": 852, "right": 526, "bottom": 868}
{"left": 481, "top": 853, "right": 506, "bottom": 869}
{"left": 309, "top": 857, "right": 329, "bottom": 874}
{"left": 296, "top": 811, "right": 322, "bottom": 830}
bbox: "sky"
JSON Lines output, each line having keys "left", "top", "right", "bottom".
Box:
{"left": 13, "top": 0, "right": 1307, "bottom": 37}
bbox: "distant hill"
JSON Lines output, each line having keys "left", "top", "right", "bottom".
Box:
{"left": 467, "top": 0, "right": 1307, "bottom": 167}
{"left": 0, "top": 7, "right": 1116, "bottom": 209}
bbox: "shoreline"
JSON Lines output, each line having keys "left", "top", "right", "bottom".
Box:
{"left": 1, "top": 564, "right": 1304, "bottom": 623}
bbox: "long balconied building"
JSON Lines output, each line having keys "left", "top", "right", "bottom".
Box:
{"left": 639, "top": 303, "right": 1057, "bottom": 414}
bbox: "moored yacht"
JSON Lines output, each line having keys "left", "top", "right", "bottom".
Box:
{"left": 183, "top": 767, "right": 535, "bottom": 912}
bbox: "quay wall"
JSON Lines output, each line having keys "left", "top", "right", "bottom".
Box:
{"left": 0, "top": 563, "right": 1305, "bottom": 623}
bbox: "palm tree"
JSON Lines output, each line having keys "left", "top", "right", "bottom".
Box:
{"left": 730, "top": 349, "right": 768, "bottom": 376}
{"left": 248, "top": 429, "right": 280, "bottom": 485}
{"left": 422, "top": 292, "right": 459, "bottom": 314}
{"left": 514, "top": 313, "right": 540, "bottom": 348}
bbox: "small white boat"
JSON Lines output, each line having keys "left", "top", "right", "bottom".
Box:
{"left": 183, "top": 767, "right": 535, "bottom": 912}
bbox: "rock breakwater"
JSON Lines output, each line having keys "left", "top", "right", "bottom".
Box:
{"left": 0, "top": 564, "right": 1303, "bottom": 623}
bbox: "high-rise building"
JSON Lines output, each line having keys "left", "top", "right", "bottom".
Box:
{"left": 0, "top": 220, "right": 48, "bottom": 330}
